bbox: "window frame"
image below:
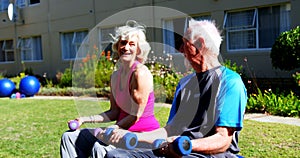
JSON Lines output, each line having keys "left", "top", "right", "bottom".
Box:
{"left": 98, "top": 26, "right": 116, "bottom": 52}
{"left": 223, "top": 4, "right": 291, "bottom": 52}
{"left": 0, "top": 0, "right": 9, "bottom": 12}
{"left": 60, "top": 30, "right": 89, "bottom": 60}
{"left": 162, "top": 15, "right": 212, "bottom": 54}
{"left": 0, "top": 39, "right": 14, "bottom": 62}
{"left": 18, "top": 36, "right": 43, "bottom": 62}
{"left": 16, "top": 0, "right": 40, "bottom": 8}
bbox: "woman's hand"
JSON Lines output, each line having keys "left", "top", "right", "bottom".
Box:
{"left": 74, "top": 117, "right": 86, "bottom": 126}
{"left": 106, "top": 124, "right": 120, "bottom": 129}
{"left": 105, "top": 128, "right": 128, "bottom": 144}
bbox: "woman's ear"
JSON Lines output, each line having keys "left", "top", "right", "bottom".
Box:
{"left": 136, "top": 43, "right": 142, "bottom": 55}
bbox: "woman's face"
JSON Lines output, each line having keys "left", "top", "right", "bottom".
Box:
{"left": 117, "top": 35, "right": 139, "bottom": 63}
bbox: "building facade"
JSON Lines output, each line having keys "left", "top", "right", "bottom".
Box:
{"left": 0, "top": 0, "right": 299, "bottom": 80}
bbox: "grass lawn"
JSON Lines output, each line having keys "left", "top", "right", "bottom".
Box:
{"left": 0, "top": 98, "right": 299, "bottom": 158}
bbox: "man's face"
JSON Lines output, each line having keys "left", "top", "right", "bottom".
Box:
{"left": 181, "top": 38, "right": 201, "bottom": 69}
{"left": 180, "top": 28, "right": 204, "bottom": 72}
{"left": 181, "top": 38, "right": 198, "bottom": 58}
{"left": 117, "top": 35, "right": 139, "bottom": 62}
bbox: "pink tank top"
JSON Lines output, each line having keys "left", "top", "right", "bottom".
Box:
{"left": 114, "top": 61, "right": 160, "bottom": 132}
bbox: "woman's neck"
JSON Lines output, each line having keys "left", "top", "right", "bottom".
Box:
{"left": 121, "top": 60, "right": 135, "bottom": 74}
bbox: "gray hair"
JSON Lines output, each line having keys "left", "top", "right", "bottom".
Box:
{"left": 185, "top": 19, "right": 222, "bottom": 55}
{"left": 111, "top": 20, "right": 151, "bottom": 63}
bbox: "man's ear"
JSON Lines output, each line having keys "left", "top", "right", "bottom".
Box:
{"left": 195, "top": 37, "right": 204, "bottom": 49}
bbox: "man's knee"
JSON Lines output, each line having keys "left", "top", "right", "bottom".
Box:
{"left": 106, "top": 149, "right": 130, "bottom": 158}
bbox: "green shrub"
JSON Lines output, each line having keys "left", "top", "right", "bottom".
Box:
{"left": 271, "top": 26, "right": 300, "bottom": 71}
{"left": 292, "top": 72, "right": 300, "bottom": 87}
{"left": 9, "top": 72, "right": 26, "bottom": 88}
{"left": 222, "top": 59, "right": 244, "bottom": 76}
{"left": 59, "top": 68, "right": 72, "bottom": 88}
{"left": 247, "top": 88, "right": 300, "bottom": 117}
{"left": 71, "top": 51, "right": 115, "bottom": 89}
{"left": 146, "top": 62, "right": 183, "bottom": 103}
{"left": 38, "top": 87, "right": 110, "bottom": 97}
{"left": 0, "top": 72, "right": 4, "bottom": 79}
{"left": 94, "top": 52, "right": 116, "bottom": 88}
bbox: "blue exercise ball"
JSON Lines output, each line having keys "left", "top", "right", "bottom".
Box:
{"left": 0, "top": 78, "right": 15, "bottom": 97}
{"left": 19, "top": 76, "right": 40, "bottom": 96}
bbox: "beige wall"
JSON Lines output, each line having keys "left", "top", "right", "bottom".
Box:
{"left": 0, "top": 0, "right": 299, "bottom": 79}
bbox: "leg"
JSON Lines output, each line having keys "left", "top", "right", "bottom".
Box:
{"left": 60, "top": 128, "right": 98, "bottom": 158}
{"left": 91, "top": 142, "right": 116, "bottom": 158}
{"left": 182, "top": 152, "right": 239, "bottom": 158}
{"left": 106, "top": 148, "right": 157, "bottom": 158}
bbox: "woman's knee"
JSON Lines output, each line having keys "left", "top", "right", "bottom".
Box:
{"left": 61, "top": 130, "right": 79, "bottom": 142}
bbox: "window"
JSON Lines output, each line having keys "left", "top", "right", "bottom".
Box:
{"left": 99, "top": 27, "right": 115, "bottom": 52}
{"left": 162, "top": 15, "right": 211, "bottom": 53}
{"left": 98, "top": 26, "right": 121, "bottom": 59}
{"left": 61, "top": 30, "right": 88, "bottom": 60}
{"left": 18, "top": 36, "right": 43, "bottom": 61}
{"left": 0, "top": 0, "right": 9, "bottom": 12}
{"left": 0, "top": 40, "right": 14, "bottom": 62}
{"left": 16, "top": 0, "right": 26, "bottom": 7}
{"left": 16, "top": 0, "right": 40, "bottom": 8}
{"left": 29, "top": 0, "right": 40, "bottom": 5}
{"left": 224, "top": 3, "right": 291, "bottom": 51}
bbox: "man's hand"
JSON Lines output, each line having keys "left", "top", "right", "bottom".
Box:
{"left": 153, "top": 136, "right": 192, "bottom": 158}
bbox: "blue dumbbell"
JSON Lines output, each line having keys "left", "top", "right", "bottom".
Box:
{"left": 173, "top": 136, "right": 192, "bottom": 156}
{"left": 152, "top": 136, "right": 192, "bottom": 156}
{"left": 68, "top": 120, "right": 80, "bottom": 131}
{"left": 104, "top": 128, "right": 138, "bottom": 150}
{"left": 152, "top": 139, "right": 166, "bottom": 149}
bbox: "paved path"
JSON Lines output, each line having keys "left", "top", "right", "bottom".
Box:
{"left": 244, "top": 113, "right": 300, "bottom": 126}
{"left": 31, "top": 96, "right": 300, "bottom": 126}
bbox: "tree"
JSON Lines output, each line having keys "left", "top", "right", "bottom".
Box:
{"left": 270, "top": 26, "right": 300, "bottom": 71}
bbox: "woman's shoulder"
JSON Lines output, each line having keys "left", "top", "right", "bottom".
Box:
{"left": 134, "top": 63, "right": 152, "bottom": 78}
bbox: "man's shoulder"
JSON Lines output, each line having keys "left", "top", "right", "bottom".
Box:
{"left": 179, "top": 73, "right": 196, "bottom": 83}
{"left": 219, "top": 67, "right": 241, "bottom": 80}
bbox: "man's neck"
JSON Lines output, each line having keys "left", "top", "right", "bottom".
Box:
{"left": 194, "top": 59, "right": 221, "bottom": 73}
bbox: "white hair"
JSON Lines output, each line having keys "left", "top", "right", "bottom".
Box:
{"left": 185, "top": 19, "right": 222, "bottom": 55}
{"left": 111, "top": 20, "right": 151, "bottom": 63}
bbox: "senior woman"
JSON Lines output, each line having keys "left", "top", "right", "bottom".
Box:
{"left": 60, "top": 20, "right": 160, "bottom": 158}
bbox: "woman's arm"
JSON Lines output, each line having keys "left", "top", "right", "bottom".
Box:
{"left": 77, "top": 72, "right": 120, "bottom": 124}
{"left": 115, "top": 64, "right": 153, "bottom": 129}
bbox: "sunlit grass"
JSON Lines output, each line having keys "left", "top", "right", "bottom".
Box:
{"left": 0, "top": 98, "right": 299, "bottom": 157}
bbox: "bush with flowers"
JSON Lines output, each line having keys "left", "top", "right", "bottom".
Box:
{"left": 37, "top": 48, "right": 300, "bottom": 118}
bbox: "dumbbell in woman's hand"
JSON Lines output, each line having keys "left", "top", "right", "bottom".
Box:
{"left": 152, "top": 136, "right": 192, "bottom": 156}
{"left": 104, "top": 128, "right": 138, "bottom": 150}
{"left": 68, "top": 120, "right": 80, "bottom": 131}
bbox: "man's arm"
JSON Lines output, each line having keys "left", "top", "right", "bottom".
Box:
{"left": 191, "top": 126, "right": 235, "bottom": 154}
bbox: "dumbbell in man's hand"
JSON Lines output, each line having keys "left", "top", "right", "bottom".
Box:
{"left": 152, "top": 136, "right": 192, "bottom": 157}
